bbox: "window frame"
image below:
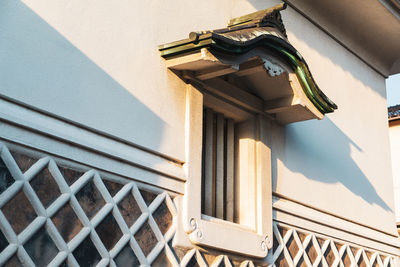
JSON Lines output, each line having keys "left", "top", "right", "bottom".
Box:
{"left": 181, "top": 84, "right": 273, "bottom": 257}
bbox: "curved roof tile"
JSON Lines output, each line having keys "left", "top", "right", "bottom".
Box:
{"left": 159, "top": 3, "right": 337, "bottom": 114}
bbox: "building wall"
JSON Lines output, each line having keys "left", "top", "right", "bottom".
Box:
{"left": 264, "top": 2, "right": 395, "bottom": 235}
{"left": 389, "top": 120, "right": 400, "bottom": 224}
{"left": 0, "top": 0, "right": 399, "bottom": 265}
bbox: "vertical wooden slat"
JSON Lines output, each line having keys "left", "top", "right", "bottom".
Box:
{"left": 234, "top": 126, "right": 240, "bottom": 223}
{"left": 204, "top": 108, "right": 214, "bottom": 216}
{"left": 216, "top": 113, "right": 225, "bottom": 219}
{"left": 236, "top": 119, "right": 256, "bottom": 228}
{"left": 256, "top": 115, "right": 272, "bottom": 236}
{"left": 226, "top": 119, "right": 235, "bottom": 222}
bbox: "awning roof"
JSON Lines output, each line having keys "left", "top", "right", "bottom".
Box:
{"left": 159, "top": 3, "right": 337, "bottom": 122}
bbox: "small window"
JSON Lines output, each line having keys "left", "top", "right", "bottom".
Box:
{"left": 201, "top": 107, "right": 236, "bottom": 222}
{"left": 158, "top": 3, "right": 336, "bottom": 258}
{"left": 201, "top": 106, "right": 263, "bottom": 230}
{"left": 179, "top": 84, "right": 273, "bottom": 257}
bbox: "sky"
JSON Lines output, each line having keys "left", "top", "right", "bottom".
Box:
{"left": 386, "top": 74, "right": 400, "bottom": 107}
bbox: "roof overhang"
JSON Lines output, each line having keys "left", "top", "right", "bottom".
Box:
{"left": 388, "top": 105, "right": 400, "bottom": 124}
{"left": 159, "top": 4, "right": 337, "bottom": 125}
{"left": 284, "top": 0, "right": 400, "bottom": 77}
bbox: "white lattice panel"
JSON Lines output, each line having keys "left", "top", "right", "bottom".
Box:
{"left": 0, "top": 143, "right": 178, "bottom": 266}
{"left": 0, "top": 142, "right": 397, "bottom": 267}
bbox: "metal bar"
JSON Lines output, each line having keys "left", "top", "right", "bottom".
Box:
{"left": 204, "top": 108, "right": 215, "bottom": 216}
{"left": 226, "top": 119, "right": 235, "bottom": 221}
{"left": 216, "top": 113, "right": 225, "bottom": 219}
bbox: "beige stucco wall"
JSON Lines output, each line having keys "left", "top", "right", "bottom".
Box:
{"left": 389, "top": 120, "right": 400, "bottom": 224}
{"left": 271, "top": 3, "right": 396, "bottom": 235}
{"left": 0, "top": 0, "right": 234, "bottom": 162}
{"left": 0, "top": 0, "right": 397, "bottom": 237}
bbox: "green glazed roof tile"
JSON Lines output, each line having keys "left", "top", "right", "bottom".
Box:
{"left": 159, "top": 3, "right": 337, "bottom": 114}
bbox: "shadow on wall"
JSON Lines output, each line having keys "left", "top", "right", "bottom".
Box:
{"left": 0, "top": 1, "right": 165, "bottom": 153}
{"left": 237, "top": 1, "right": 390, "bottom": 211}
{"left": 244, "top": 0, "right": 386, "bottom": 99}
{"left": 278, "top": 117, "right": 392, "bottom": 212}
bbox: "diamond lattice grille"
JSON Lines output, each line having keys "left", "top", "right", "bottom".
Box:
{"left": 271, "top": 224, "right": 396, "bottom": 267}
{"left": 0, "top": 145, "right": 178, "bottom": 266}
{"left": 0, "top": 143, "right": 397, "bottom": 266}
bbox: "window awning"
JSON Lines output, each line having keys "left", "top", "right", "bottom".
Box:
{"left": 159, "top": 3, "right": 337, "bottom": 124}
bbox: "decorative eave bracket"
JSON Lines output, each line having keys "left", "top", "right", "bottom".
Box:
{"left": 159, "top": 3, "right": 337, "bottom": 124}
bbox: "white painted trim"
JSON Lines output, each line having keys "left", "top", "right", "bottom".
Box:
{"left": 0, "top": 97, "right": 186, "bottom": 182}
{"left": 273, "top": 196, "right": 400, "bottom": 255}
{"left": 181, "top": 84, "right": 272, "bottom": 258}
{"left": 0, "top": 124, "right": 184, "bottom": 194}
{"left": 0, "top": 142, "right": 179, "bottom": 266}
{"left": 189, "top": 218, "right": 267, "bottom": 258}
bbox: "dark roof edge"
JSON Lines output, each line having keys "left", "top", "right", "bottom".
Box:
{"left": 282, "top": 0, "right": 388, "bottom": 78}
{"left": 389, "top": 116, "right": 400, "bottom": 122}
{"left": 158, "top": 3, "right": 337, "bottom": 115}
{"left": 283, "top": 0, "right": 400, "bottom": 77}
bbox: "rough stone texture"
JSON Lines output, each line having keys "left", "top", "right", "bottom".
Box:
{"left": 72, "top": 237, "right": 101, "bottom": 267}
{"left": 4, "top": 254, "right": 22, "bottom": 266}
{"left": 52, "top": 203, "right": 83, "bottom": 243}
{"left": 103, "top": 180, "right": 124, "bottom": 197}
{"left": 139, "top": 189, "right": 157, "bottom": 206}
{"left": 30, "top": 167, "right": 61, "bottom": 208}
{"left": 10, "top": 151, "right": 37, "bottom": 173}
{"left": 114, "top": 245, "right": 140, "bottom": 266}
{"left": 0, "top": 159, "right": 14, "bottom": 195}
{"left": 24, "top": 227, "right": 59, "bottom": 266}
{"left": 95, "top": 213, "right": 123, "bottom": 250}
{"left": 2, "top": 190, "right": 37, "bottom": 234}
{"left": 58, "top": 165, "right": 84, "bottom": 186}
{"left": 0, "top": 229, "right": 8, "bottom": 253}
{"left": 134, "top": 221, "right": 159, "bottom": 256}
{"left": 75, "top": 181, "right": 105, "bottom": 219}
{"left": 118, "top": 193, "right": 141, "bottom": 227}
{"left": 153, "top": 201, "right": 173, "bottom": 235}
